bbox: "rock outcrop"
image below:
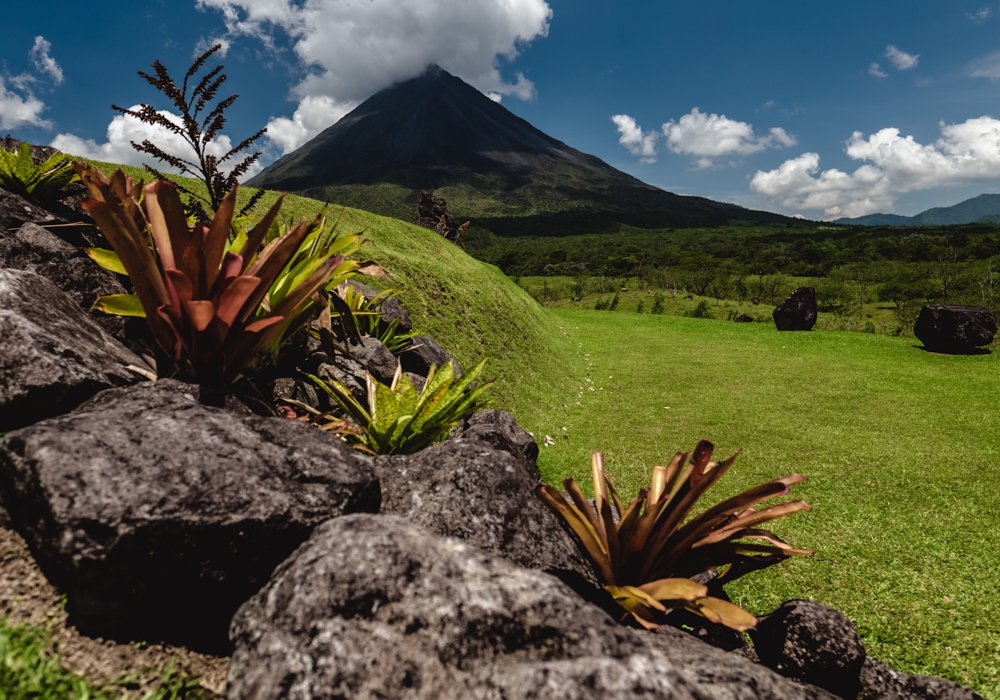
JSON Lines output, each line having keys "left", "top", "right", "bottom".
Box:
{"left": 0, "top": 269, "right": 142, "bottom": 431}
{"left": 0, "top": 379, "right": 380, "bottom": 651}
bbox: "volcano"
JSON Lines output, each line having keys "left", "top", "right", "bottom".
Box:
{"left": 248, "top": 66, "right": 799, "bottom": 235}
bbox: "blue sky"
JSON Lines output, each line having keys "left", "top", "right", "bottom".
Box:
{"left": 4, "top": 1, "right": 1000, "bottom": 220}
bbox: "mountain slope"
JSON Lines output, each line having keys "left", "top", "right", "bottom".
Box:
{"left": 836, "top": 193, "right": 1000, "bottom": 226}
{"left": 249, "top": 66, "right": 801, "bottom": 235}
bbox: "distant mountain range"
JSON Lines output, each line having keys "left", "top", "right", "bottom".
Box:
{"left": 248, "top": 66, "right": 803, "bottom": 236}
{"left": 835, "top": 193, "right": 1000, "bottom": 226}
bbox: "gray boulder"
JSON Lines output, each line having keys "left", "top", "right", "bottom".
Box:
{"left": 0, "top": 379, "right": 380, "bottom": 651}
{"left": 913, "top": 305, "right": 996, "bottom": 353}
{"left": 773, "top": 287, "right": 818, "bottom": 331}
{"left": 0, "top": 269, "right": 142, "bottom": 431}
{"left": 0, "top": 222, "right": 127, "bottom": 334}
{"left": 348, "top": 335, "right": 397, "bottom": 385}
{"left": 345, "top": 280, "right": 413, "bottom": 333}
{"left": 858, "top": 656, "right": 986, "bottom": 700}
{"left": 316, "top": 353, "right": 368, "bottom": 405}
{"left": 452, "top": 409, "right": 540, "bottom": 481}
{"left": 375, "top": 439, "right": 595, "bottom": 589}
{"left": 228, "top": 514, "right": 840, "bottom": 700}
{"left": 749, "top": 600, "right": 865, "bottom": 698}
{"left": 0, "top": 187, "right": 64, "bottom": 232}
{"left": 400, "top": 333, "right": 462, "bottom": 378}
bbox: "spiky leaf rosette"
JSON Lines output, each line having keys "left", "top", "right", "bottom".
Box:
{"left": 537, "top": 444, "right": 813, "bottom": 630}
{"left": 75, "top": 161, "right": 344, "bottom": 390}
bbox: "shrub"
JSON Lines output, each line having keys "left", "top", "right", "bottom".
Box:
{"left": 537, "top": 442, "right": 812, "bottom": 630}
{"left": 112, "top": 44, "right": 266, "bottom": 221}
{"left": 308, "top": 360, "right": 493, "bottom": 455}
{"left": 594, "top": 298, "right": 608, "bottom": 311}
{"left": 651, "top": 292, "right": 665, "bottom": 315}
{"left": 75, "top": 162, "right": 357, "bottom": 394}
{"left": 0, "top": 142, "right": 78, "bottom": 207}
{"left": 608, "top": 292, "right": 620, "bottom": 311}
{"left": 636, "top": 300, "right": 645, "bottom": 314}
{"left": 687, "top": 299, "right": 713, "bottom": 319}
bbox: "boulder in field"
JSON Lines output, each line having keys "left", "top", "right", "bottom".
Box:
{"left": 0, "top": 379, "right": 380, "bottom": 652}
{"left": 0, "top": 269, "right": 142, "bottom": 431}
{"left": 228, "top": 514, "right": 840, "bottom": 700}
{"left": 913, "top": 304, "right": 996, "bottom": 353}
{"left": 773, "top": 287, "right": 817, "bottom": 331}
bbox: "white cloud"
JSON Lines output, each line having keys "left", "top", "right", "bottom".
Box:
{"left": 29, "top": 37, "right": 63, "bottom": 85}
{"left": 885, "top": 45, "right": 919, "bottom": 70}
{"left": 662, "top": 108, "right": 795, "bottom": 167}
{"left": 869, "top": 62, "right": 888, "bottom": 78}
{"left": 193, "top": 35, "right": 232, "bottom": 58}
{"left": 197, "top": 0, "right": 552, "bottom": 153}
{"left": 264, "top": 95, "right": 355, "bottom": 153}
{"left": 51, "top": 106, "right": 262, "bottom": 181}
{"left": 611, "top": 114, "right": 659, "bottom": 163}
{"left": 750, "top": 116, "right": 1000, "bottom": 219}
{"left": 969, "top": 50, "right": 1000, "bottom": 79}
{"left": 0, "top": 77, "right": 50, "bottom": 130}
{"left": 969, "top": 6, "right": 992, "bottom": 21}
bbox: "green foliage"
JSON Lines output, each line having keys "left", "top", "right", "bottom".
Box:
{"left": 308, "top": 360, "right": 493, "bottom": 455}
{"left": 687, "top": 299, "right": 713, "bottom": 319}
{"left": 76, "top": 162, "right": 358, "bottom": 391}
{"left": 0, "top": 143, "right": 78, "bottom": 206}
{"left": 537, "top": 444, "right": 811, "bottom": 630}
{"left": 636, "top": 300, "right": 644, "bottom": 313}
{"left": 608, "top": 292, "right": 620, "bottom": 311}
{"left": 332, "top": 284, "right": 419, "bottom": 353}
{"left": 651, "top": 292, "right": 665, "bottom": 314}
{"left": 0, "top": 618, "right": 210, "bottom": 699}
{"left": 112, "top": 44, "right": 266, "bottom": 221}
{"left": 594, "top": 297, "right": 608, "bottom": 311}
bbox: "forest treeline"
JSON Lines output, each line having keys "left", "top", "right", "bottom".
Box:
{"left": 463, "top": 222, "right": 1000, "bottom": 328}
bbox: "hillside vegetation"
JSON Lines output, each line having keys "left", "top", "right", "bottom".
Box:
{"left": 73, "top": 159, "right": 1000, "bottom": 697}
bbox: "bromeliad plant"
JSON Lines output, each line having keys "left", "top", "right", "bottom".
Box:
{"left": 308, "top": 360, "right": 493, "bottom": 455}
{"left": 0, "top": 142, "right": 78, "bottom": 206}
{"left": 537, "top": 442, "right": 813, "bottom": 631}
{"left": 75, "top": 160, "right": 358, "bottom": 392}
{"left": 333, "top": 283, "right": 419, "bottom": 354}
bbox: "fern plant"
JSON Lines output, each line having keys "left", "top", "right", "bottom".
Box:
{"left": 112, "top": 44, "right": 265, "bottom": 222}
{"left": 0, "top": 142, "right": 78, "bottom": 206}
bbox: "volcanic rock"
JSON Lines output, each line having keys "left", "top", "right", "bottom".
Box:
{"left": 913, "top": 304, "right": 996, "bottom": 353}
{"left": 228, "top": 514, "right": 838, "bottom": 700}
{"left": 0, "top": 269, "right": 142, "bottom": 431}
{"left": 0, "top": 379, "right": 380, "bottom": 651}
{"left": 773, "top": 287, "right": 818, "bottom": 331}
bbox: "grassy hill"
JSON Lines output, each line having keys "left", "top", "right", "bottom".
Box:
{"left": 39, "top": 159, "right": 1000, "bottom": 697}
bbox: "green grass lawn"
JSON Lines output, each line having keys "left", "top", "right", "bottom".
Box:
{"left": 509, "top": 309, "right": 1000, "bottom": 697}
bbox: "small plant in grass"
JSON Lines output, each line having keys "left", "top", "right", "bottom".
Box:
{"left": 651, "top": 292, "right": 665, "bottom": 314}
{"left": 537, "top": 442, "right": 812, "bottom": 630}
{"left": 0, "top": 142, "right": 78, "bottom": 207}
{"left": 75, "top": 161, "right": 358, "bottom": 395}
{"left": 687, "top": 299, "right": 713, "bottom": 319}
{"left": 308, "top": 360, "right": 493, "bottom": 455}
{"left": 594, "top": 297, "right": 608, "bottom": 310}
{"left": 636, "top": 300, "right": 645, "bottom": 314}
{"left": 608, "top": 291, "right": 620, "bottom": 311}
{"left": 112, "top": 44, "right": 266, "bottom": 222}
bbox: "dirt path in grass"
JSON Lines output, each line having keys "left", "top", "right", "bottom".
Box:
{"left": 0, "top": 522, "right": 229, "bottom": 697}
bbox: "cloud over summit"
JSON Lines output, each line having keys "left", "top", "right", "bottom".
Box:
{"left": 197, "top": 0, "right": 553, "bottom": 153}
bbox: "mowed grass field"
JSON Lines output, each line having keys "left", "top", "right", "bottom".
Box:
{"left": 508, "top": 309, "right": 1000, "bottom": 697}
